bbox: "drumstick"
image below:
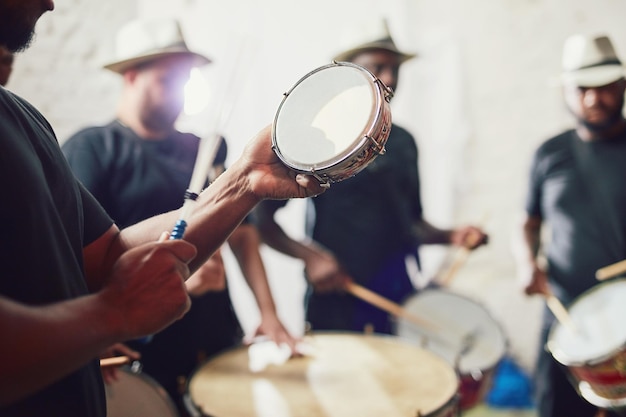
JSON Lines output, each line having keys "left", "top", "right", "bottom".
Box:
{"left": 437, "top": 215, "right": 488, "bottom": 287}
{"left": 545, "top": 294, "right": 580, "bottom": 335}
{"left": 343, "top": 282, "right": 439, "bottom": 331}
{"left": 170, "top": 39, "right": 251, "bottom": 240}
{"left": 595, "top": 259, "right": 626, "bottom": 281}
{"left": 99, "top": 356, "right": 130, "bottom": 368}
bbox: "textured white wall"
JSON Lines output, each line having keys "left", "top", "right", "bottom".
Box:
{"left": 8, "top": 0, "right": 626, "bottom": 376}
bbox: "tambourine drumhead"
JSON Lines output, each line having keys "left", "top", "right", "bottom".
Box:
{"left": 187, "top": 333, "right": 459, "bottom": 417}
{"left": 396, "top": 289, "right": 508, "bottom": 374}
{"left": 548, "top": 278, "right": 626, "bottom": 366}
{"left": 105, "top": 366, "right": 180, "bottom": 417}
{"left": 272, "top": 62, "right": 391, "bottom": 184}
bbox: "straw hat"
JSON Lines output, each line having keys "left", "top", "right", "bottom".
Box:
{"left": 103, "top": 17, "right": 211, "bottom": 74}
{"left": 332, "top": 19, "right": 416, "bottom": 64}
{"left": 561, "top": 33, "right": 625, "bottom": 87}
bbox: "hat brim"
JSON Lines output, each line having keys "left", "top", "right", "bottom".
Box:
{"left": 333, "top": 43, "right": 417, "bottom": 64}
{"left": 561, "top": 65, "right": 626, "bottom": 87}
{"left": 103, "top": 49, "right": 211, "bottom": 74}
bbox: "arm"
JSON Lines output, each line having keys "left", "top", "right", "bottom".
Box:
{"left": 0, "top": 230, "right": 195, "bottom": 406}
{"left": 414, "top": 219, "right": 488, "bottom": 249}
{"left": 227, "top": 223, "right": 298, "bottom": 350}
{"left": 513, "top": 213, "right": 550, "bottom": 296}
{"left": 254, "top": 200, "right": 348, "bottom": 292}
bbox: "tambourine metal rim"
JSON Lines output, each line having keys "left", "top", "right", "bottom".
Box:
{"left": 271, "top": 61, "right": 392, "bottom": 183}
{"left": 547, "top": 277, "right": 626, "bottom": 367}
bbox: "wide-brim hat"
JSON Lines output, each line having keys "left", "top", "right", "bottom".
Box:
{"left": 560, "top": 33, "right": 625, "bottom": 87}
{"left": 332, "top": 19, "right": 416, "bottom": 64}
{"left": 103, "top": 17, "right": 211, "bottom": 74}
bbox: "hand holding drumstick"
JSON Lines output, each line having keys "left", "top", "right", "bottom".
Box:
{"left": 437, "top": 225, "right": 489, "bottom": 287}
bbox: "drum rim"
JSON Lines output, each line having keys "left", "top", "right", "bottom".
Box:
{"left": 106, "top": 364, "right": 181, "bottom": 417}
{"left": 395, "top": 288, "right": 510, "bottom": 371}
{"left": 271, "top": 61, "right": 387, "bottom": 174}
{"left": 185, "top": 330, "right": 461, "bottom": 416}
{"left": 547, "top": 278, "right": 626, "bottom": 367}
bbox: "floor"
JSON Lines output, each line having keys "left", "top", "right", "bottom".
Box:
{"left": 463, "top": 404, "right": 537, "bottom": 417}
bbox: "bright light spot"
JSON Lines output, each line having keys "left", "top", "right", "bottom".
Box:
{"left": 184, "top": 68, "right": 211, "bottom": 115}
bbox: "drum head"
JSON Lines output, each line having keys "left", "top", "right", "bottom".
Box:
{"left": 396, "top": 290, "right": 508, "bottom": 374}
{"left": 273, "top": 63, "right": 378, "bottom": 170}
{"left": 548, "top": 278, "right": 626, "bottom": 366}
{"left": 187, "top": 333, "right": 459, "bottom": 417}
{"left": 106, "top": 367, "right": 180, "bottom": 417}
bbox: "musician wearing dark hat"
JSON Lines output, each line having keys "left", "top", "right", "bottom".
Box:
{"left": 62, "top": 17, "right": 298, "bottom": 415}
{"left": 254, "top": 19, "right": 487, "bottom": 335}
{"left": 516, "top": 33, "right": 626, "bottom": 417}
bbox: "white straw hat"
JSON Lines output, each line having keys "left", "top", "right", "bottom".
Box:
{"left": 561, "top": 33, "right": 625, "bottom": 87}
{"left": 332, "top": 19, "right": 416, "bottom": 64}
{"left": 103, "top": 17, "right": 211, "bottom": 74}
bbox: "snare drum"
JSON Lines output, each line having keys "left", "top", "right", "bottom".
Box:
{"left": 186, "top": 332, "right": 459, "bottom": 417}
{"left": 547, "top": 278, "right": 626, "bottom": 409}
{"left": 395, "top": 289, "right": 508, "bottom": 410}
{"left": 105, "top": 365, "right": 180, "bottom": 417}
{"left": 272, "top": 62, "right": 393, "bottom": 186}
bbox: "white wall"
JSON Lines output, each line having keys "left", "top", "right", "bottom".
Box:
{"left": 9, "top": 0, "right": 626, "bottom": 375}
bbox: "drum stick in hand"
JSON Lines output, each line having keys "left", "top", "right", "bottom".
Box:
{"left": 343, "top": 282, "right": 438, "bottom": 331}
{"left": 545, "top": 294, "right": 580, "bottom": 335}
{"left": 100, "top": 356, "right": 130, "bottom": 368}
{"left": 595, "top": 259, "right": 626, "bottom": 281}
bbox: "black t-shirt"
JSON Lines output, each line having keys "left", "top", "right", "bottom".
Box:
{"left": 525, "top": 129, "right": 626, "bottom": 300}
{"left": 0, "top": 88, "right": 113, "bottom": 416}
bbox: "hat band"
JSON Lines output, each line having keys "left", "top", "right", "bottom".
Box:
{"left": 574, "top": 58, "right": 622, "bottom": 71}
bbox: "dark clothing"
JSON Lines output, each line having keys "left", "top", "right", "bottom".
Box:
{"left": 257, "top": 124, "right": 422, "bottom": 333}
{"left": 525, "top": 129, "right": 626, "bottom": 417}
{"left": 0, "top": 87, "right": 114, "bottom": 416}
{"left": 62, "top": 121, "right": 240, "bottom": 413}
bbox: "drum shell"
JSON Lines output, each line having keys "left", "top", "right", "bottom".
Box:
{"left": 186, "top": 332, "right": 460, "bottom": 417}
{"left": 271, "top": 62, "right": 392, "bottom": 185}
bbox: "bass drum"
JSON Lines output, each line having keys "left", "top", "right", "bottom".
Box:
{"left": 105, "top": 364, "right": 180, "bottom": 417}
{"left": 395, "top": 289, "right": 508, "bottom": 410}
{"left": 186, "top": 332, "right": 460, "bottom": 417}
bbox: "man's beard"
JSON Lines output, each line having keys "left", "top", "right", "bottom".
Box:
{"left": 0, "top": 8, "right": 36, "bottom": 52}
{"left": 580, "top": 108, "right": 624, "bottom": 132}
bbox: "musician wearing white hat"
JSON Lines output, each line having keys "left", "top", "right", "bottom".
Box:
{"left": 517, "top": 33, "right": 626, "bottom": 417}
{"left": 62, "top": 16, "right": 298, "bottom": 415}
{"left": 254, "top": 19, "right": 487, "bottom": 335}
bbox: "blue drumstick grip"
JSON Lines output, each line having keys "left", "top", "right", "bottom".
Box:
{"left": 170, "top": 219, "right": 188, "bottom": 240}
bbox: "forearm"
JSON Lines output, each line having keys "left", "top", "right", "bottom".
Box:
{"left": 229, "top": 226, "right": 277, "bottom": 315}
{"left": 413, "top": 219, "right": 453, "bottom": 245}
{"left": 0, "top": 294, "right": 121, "bottom": 406}
{"left": 120, "top": 161, "right": 260, "bottom": 272}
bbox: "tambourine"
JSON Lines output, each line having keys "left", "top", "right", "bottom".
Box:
{"left": 272, "top": 61, "right": 394, "bottom": 187}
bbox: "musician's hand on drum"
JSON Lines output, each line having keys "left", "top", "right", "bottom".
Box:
{"left": 99, "top": 343, "right": 140, "bottom": 385}
{"left": 98, "top": 239, "right": 195, "bottom": 340}
{"left": 246, "top": 314, "right": 301, "bottom": 355}
{"left": 185, "top": 249, "right": 226, "bottom": 296}
{"left": 234, "top": 125, "right": 327, "bottom": 200}
{"left": 522, "top": 265, "right": 551, "bottom": 297}
{"left": 450, "top": 226, "right": 488, "bottom": 250}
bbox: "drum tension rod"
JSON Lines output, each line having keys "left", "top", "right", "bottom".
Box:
{"left": 367, "top": 135, "right": 387, "bottom": 155}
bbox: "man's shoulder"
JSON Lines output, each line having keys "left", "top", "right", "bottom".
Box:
{"left": 535, "top": 129, "right": 575, "bottom": 155}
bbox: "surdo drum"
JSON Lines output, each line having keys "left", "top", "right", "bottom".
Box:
{"left": 186, "top": 333, "right": 460, "bottom": 417}
{"left": 548, "top": 278, "right": 626, "bottom": 410}
{"left": 395, "top": 289, "right": 508, "bottom": 410}
{"left": 272, "top": 62, "right": 393, "bottom": 187}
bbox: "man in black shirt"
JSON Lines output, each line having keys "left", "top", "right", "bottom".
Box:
{"left": 517, "top": 33, "right": 626, "bottom": 417}
{"left": 0, "top": 2, "right": 324, "bottom": 416}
